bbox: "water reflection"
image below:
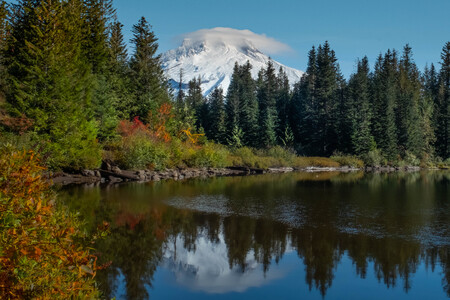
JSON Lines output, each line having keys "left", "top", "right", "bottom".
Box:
{"left": 58, "top": 171, "right": 450, "bottom": 299}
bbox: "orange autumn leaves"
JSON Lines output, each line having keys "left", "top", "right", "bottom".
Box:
{"left": 0, "top": 150, "right": 102, "bottom": 299}
{"left": 118, "top": 103, "right": 173, "bottom": 143}
{"left": 117, "top": 103, "right": 204, "bottom": 144}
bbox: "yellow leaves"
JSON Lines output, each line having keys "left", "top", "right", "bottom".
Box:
{"left": 0, "top": 149, "right": 100, "bottom": 298}
{"left": 182, "top": 128, "right": 204, "bottom": 144}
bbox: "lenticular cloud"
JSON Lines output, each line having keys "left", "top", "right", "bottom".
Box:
{"left": 178, "top": 27, "right": 293, "bottom": 55}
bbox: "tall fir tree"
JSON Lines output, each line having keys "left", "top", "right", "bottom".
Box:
{"left": 347, "top": 57, "right": 376, "bottom": 155}
{"left": 257, "top": 60, "right": 278, "bottom": 147}
{"left": 225, "top": 63, "right": 241, "bottom": 143}
{"left": 93, "top": 18, "right": 131, "bottom": 140}
{"left": 424, "top": 63, "right": 440, "bottom": 137}
{"left": 436, "top": 42, "right": 450, "bottom": 159}
{"left": 275, "top": 67, "right": 291, "bottom": 145}
{"left": 185, "top": 77, "right": 206, "bottom": 131}
{"left": 313, "top": 42, "right": 343, "bottom": 156}
{"left": 238, "top": 61, "right": 259, "bottom": 147}
{"left": 291, "top": 46, "right": 317, "bottom": 154}
{"left": 372, "top": 50, "right": 399, "bottom": 160}
{"left": 129, "top": 16, "right": 170, "bottom": 121}
{"left": 397, "top": 45, "right": 431, "bottom": 157}
{"left": 82, "top": 0, "right": 113, "bottom": 74}
{"left": 176, "top": 68, "right": 185, "bottom": 108}
{"left": 206, "top": 87, "right": 226, "bottom": 144}
{"left": 106, "top": 19, "right": 131, "bottom": 118}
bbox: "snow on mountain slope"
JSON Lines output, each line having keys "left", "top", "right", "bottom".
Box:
{"left": 161, "top": 28, "right": 304, "bottom": 96}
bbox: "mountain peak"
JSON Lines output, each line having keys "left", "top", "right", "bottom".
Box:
{"left": 161, "top": 28, "right": 304, "bottom": 96}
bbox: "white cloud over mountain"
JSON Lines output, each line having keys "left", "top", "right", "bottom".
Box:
{"left": 176, "top": 27, "right": 293, "bottom": 55}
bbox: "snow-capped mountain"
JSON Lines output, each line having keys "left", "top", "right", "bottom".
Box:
{"left": 161, "top": 28, "right": 304, "bottom": 96}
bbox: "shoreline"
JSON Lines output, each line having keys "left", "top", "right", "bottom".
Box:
{"left": 49, "top": 163, "right": 430, "bottom": 186}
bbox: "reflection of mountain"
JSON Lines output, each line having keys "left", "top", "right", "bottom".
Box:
{"left": 163, "top": 233, "right": 286, "bottom": 293}
{"left": 59, "top": 171, "right": 450, "bottom": 299}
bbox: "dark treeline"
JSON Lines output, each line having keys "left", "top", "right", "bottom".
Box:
{"left": 188, "top": 42, "right": 450, "bottom": 163}
{"left": 0, "top": 0, "right": 449, "bottom": 170}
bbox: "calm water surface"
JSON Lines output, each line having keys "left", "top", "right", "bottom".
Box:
{"left": 58, "top": 171, "right": 450, "bottom": 299}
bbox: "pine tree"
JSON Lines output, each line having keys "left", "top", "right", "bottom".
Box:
{"left": 275, "top": 67, "right": 291, "bottom": 145}
{"left": 82, "top": 0, "right": 113, "bottom": 74}
{"left": 206, "top": 87, "right": 226, "bottom": 144}
{"left": 176, "top": 68, "right": 185, "bottom": 108}
{"left": 313, "top": 42, "right": 343, "bottom": 156}
{"left": 129, "top": 16, "right": 170, "bottom": 121}
{"left": 5, "top": 0, "right": 100, "bottom": 169}
{"left": 225, "top": 63, "right": 241, "bottom": 143}
{"left": 238, "top": 61, "right": 259, "bottom": 147}
{"left": 424, "top": 63, "right": 439, "bottom": 135}
{"left": 397, "top": 45, "right": 426, "bottom": 157}
{"left": 93, "top": 18, "right": 130, "bottom": 140}
{"left": 436, "top": 42, "right": 450, "bottom": 159}
{"left": 291, "top": 46, "right": 317, "bottom": 154}
{"left": 372, "top": 50, "right": 399, "bottom": 160}
{"left": 347, "top": 57, "right": 376, "bottom": 155}
{"left": 185, "top": 77, "right": 206, "bottom": 130}
{"left": 257, "top": 60, "right": 278, "bottom": 147}
{"left": 106, "top": 19, "right": 131, "bottom": 118}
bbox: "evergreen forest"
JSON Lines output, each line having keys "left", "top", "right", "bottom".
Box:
{"left": 0, "top": 0, "right": 449, "bottom": 171}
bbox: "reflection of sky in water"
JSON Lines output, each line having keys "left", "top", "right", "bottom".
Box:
{"left": 161, "top": 233, "right": 289, "bottom": 294}
{"left": 110, "top": 231, "right": 447, "bottom": 300}
{"left": 144, "top": 251, "right": 447, "bottom": 300}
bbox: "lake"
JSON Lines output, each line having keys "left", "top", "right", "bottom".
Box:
{"left": 58, "top": 171, "right": 450, "bottom": 299}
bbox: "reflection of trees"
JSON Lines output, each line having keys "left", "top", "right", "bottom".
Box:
{"left": 95, "top": 217, "right": 164, "bottom": 300}
{"left": 292, "top": 227, "right": 341, "bottom": 296}
{"left": 57, "top": 171, "right": 450, "bottom": 298}
{"left": 90, "top": 206, "right": 450, "bottom": 298}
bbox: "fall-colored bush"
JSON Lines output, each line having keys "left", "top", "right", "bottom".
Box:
{"left": 0, "top": 148, "right": 103, "bottom": 299}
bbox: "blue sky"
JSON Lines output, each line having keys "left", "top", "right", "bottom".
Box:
{"left": 115, "top": 0, "right": 450, "bottom": 77}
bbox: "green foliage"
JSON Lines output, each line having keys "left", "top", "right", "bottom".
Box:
{"left": 293, "top": 157, "right": 340, "bottom": 168}
{"left": 229, "top": 146, "right": 297, "bottom": 169}
{"left": 185, "top": 143, "right": 230, "bottom": 168}
{"left": 330, "top": 153, "right": 364, "bottom": 168}
{"left": 0, "top": 148, "right": 101, "bottom": 299}
{"left": 264, "top": 146, "right": 297, "bottom": 165}
{"left": 398, "top": 151, "right": 421, "bottom": 167}
{"left": 362, "top": 149, "right": 386, "bottom": 166}
{"left": 4, "top": 0, "right": 101, "bottom": 171}
{"left": 227, "top": 125, "right": 244, "bottom": 148}
{"left": 113, "top": 133, "right": 170, "bottom": 170}
{"left": 229, "top": 147, "right": 269, "bottom": 169}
